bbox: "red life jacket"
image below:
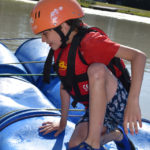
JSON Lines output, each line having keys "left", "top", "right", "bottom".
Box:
{"left": 45, "top": 26, "right": 131, "bottom": 108}
{"left": 53, "top": 28, "right": 92, "bottom": 108}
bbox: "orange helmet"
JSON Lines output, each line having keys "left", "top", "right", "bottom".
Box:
{"left": 30, "top": 0, "right": 84, "bottom": 34}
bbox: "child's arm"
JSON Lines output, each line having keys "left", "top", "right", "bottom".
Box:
{"left": 39, "top": 83, "right": 70, "bottom": 136}
{"left": 54, "top": 83, "right": 70, "bottom": 137}
{"left": 115, "top": 44, "right": 146, "bottom": 135}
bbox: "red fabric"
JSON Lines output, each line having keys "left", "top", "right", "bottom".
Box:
{"left": 80, "top": 31, "right": 120, "bottom": 65}
{"left": 54, "top": 46, "right": 70, "bottom": 76}
{"left": 54, "top": 31, "right": 120, "bottom": 76}
{"left": 120, "top": 59, "right": 125, "bottom": 68}
{"left": 53, "top": 29, "right": 120, "bottom": 107}
{"left": 54, "top": 44, "right": 89, "bottom": 76}
{"left": 78, "top": 81, "right": 89, "bottom": 95}
{"left": 113, "top": 65, "right": 122, "bottom": 77}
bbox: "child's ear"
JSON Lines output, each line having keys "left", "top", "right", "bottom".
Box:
{"left": 61, "top": 22, "right": 70, "bottom": 35}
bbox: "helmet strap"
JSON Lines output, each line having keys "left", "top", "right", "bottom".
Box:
{"left": 53, "top": 25, "right": 75, "bottom": 48}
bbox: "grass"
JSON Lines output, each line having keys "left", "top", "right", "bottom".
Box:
{"left": 78, "top": 0, "right": 150, "bottom": 18}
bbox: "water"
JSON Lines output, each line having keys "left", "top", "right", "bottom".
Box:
{"left": 0, "top": 0, "right": 150, "bottom": 120}
{"left": 0, "top": 0, "right": 36, "bottom": 50}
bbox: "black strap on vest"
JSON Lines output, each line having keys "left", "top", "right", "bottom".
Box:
{"left": 65, "top": 27, "right": 92, "bottom": 107}
{"left": 65, "top": 28, "right": 90, "bottom": 89}
{"left": 43, "top": 48, "right": 54, "bottom": 83}
{"left": 108, "top": 58, "right": 131, "bottom": 92}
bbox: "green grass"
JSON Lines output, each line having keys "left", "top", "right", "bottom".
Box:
{"left": 78, "top": 0, "right": 93, "bottom": 7}
{"left": 118, "top": 8, "right": 150, "bottom": 18}
{"left": 78, "top": 0, "right": 150, "bottom": 18}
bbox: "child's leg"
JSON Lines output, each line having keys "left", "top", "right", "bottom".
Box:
{"left": 68, "top": 121, "right": 109, "bottom": 148}
{"left": 68, "top": 97, "right": 108, "bottom": 149}
{"left": 85, "top": 63, "right": 118, "bottom": 149}
{"left": 69, "top": 122, "right": 88, "bottom": 148}
{"left": 68, "top": 119, "right": 124, "bottom": 149}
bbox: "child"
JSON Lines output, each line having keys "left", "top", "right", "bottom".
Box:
{"left": 30, "top": 0, "right": 146, "bottom": 149}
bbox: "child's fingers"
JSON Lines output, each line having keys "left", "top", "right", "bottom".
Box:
{"left": 39, "top": 126, "right": 51, "bottom": 133}
{"left": 41, "top": 126, "right": 58, "bottom": 135}
{"left": 133, "top": 120, "right": 138, "bottom": 134}
{"left": 134, "top": 118, "right": 142, "bottom": 134}
{"left": 129, "top": 120, "right": 135, "bottom": 135}
{"left": 39, "top": 123, "right": 52, "bottom": 129}
{"left": 123, "top": 119, "right": 128, "bottom": 134}
{"left": 39, "top": 124, "right": 48, "bottom": 129}
{"left": 133, "top": 116, "right": 142, "bottom": 134}
{"left": 42, "top": 121, "right": 52, "bottom": 126}
{"left": 138, "top": 119, "right": 142, "bottom": 128}
{"left": 43, "top": 127, "right": 53, "bottom": 135}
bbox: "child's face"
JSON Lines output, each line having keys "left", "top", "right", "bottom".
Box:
{"left": 41, "top": 29, "right": 62, "bottom": 50}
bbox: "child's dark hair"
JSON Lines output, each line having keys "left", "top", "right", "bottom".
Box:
{"left": 66, "top": 18, "right": 83, "bottom": 29}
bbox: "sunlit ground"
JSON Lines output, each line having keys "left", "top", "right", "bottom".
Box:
{"left": 83, "top": 7, "right": 150, "bottom": 24}
{"left": 15, "top": 0, "right": 37, "bottom": 4}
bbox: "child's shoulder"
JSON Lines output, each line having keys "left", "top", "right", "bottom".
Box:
{"left": 80, "top": 30, "right": 108, "bottom": 47}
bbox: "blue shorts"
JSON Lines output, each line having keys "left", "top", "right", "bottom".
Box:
{"left": 77, "top": 80, "right": 128, "bottom": 132}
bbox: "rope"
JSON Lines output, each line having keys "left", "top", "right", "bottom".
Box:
{"left": 0, "top": 108, "right": 85, "bottom": 119}
{"left": 0, "top": 109, "right": 85, "bottom": 131}
{"left": 45, "top": 108, "right": 85, "bottom": 112}
{"left": 1, "top": 60, "right": 46, "bottom": 65}
{"left": 0, "top": 73, "right": 58, "bottom": 77}
{"left": 0, "top": 37, "right": 40, "bottom": 41}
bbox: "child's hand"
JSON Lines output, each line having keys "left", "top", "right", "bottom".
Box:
{"left": 54, "top": 119, "right": 67, "bottom": 137}
{"left": 39, "top": 119, "right": 67, "bottom": 137}
{"left": 123, "top": 98, "right": 142, "bottom": 135}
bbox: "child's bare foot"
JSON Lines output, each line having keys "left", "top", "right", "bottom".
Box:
{"left": 100, "top": 129, "right": 123, "bottom": 146}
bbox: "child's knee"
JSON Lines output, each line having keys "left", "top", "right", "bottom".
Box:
{"left": 87, "top": 63, "right": 107, "bottom": 80}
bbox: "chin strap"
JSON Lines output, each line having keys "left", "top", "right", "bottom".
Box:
{"left": 54, "top": 25, "right": 75, "bottom": 48}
